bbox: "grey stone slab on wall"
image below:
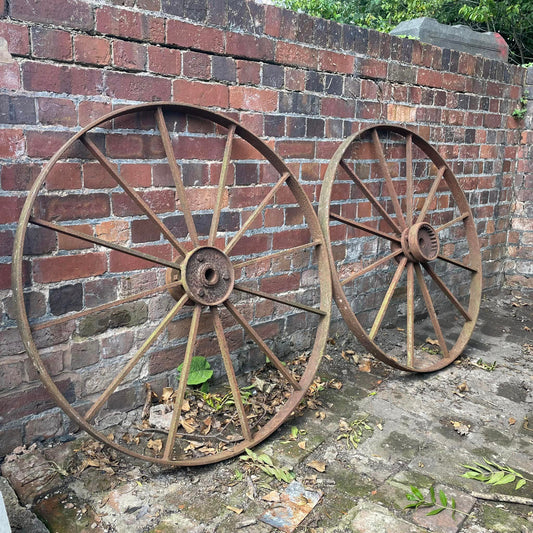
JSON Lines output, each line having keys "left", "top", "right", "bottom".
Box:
{"left": 391, "top": 17, "right": 508, "bottom": 61}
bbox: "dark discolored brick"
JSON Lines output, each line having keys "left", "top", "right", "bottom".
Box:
{"left": 286, "top": 116, "right": 306, "bottom": 137}
{"left": 325, "top": 74, "right": 343, "bottom": 96}
{"left": 227, "top": 0, "right": 264, "bottom": 33}
{"left": 78, "top": 302, "right": 148, "bottom": 337}
{"left": 306, "top": 117, "right": 324, "bottom": 138}
{"left": 235, "top": 162, "right": 259, "bottom": 185}
{"left": 279, "top": 92, "right": 320, "bottom": 115}
{"left": 264, "top": 114, "right": 285, "bottom": 137}
{"left": 212, "top": 55, "right": 236, "bottom": 83}
{"left": 49, "top": 283, "right": 83, "bottom": 316}
{"left": 206, "top": 0, "right": 227, "bottom": 26}
{"left": 262, "top": 63, "right": 284, "bottom": 88}
{"left": 70, "top": 339, "right": 99, "bottom": 370}
{"left": 0, "top": 95, "right": 37, "bottom": 124}
{"left": 23, "top": 227, "right": 57, "bottom": 255}
{"left": 306, "top": 71, "right": 324, "bottom": 93}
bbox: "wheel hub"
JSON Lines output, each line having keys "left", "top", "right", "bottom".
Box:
{"left": 179, "top": 246, "right": 234, "bottom": 306}
{"left": 401, "top": 222, "right": 439, "bottom": 262}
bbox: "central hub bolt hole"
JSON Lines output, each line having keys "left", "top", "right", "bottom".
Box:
{"left": 202, "top": 266, "right": 219, "bottom": 286}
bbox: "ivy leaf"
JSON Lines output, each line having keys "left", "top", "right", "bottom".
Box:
{"left": 439, "top": 490, "right": 447, "bottom": 507}
{"left": 488, "top": 471, "right": 506, "bottom": 484}
{"left": 178, "top": 356, "right": 213, "bottom": 385}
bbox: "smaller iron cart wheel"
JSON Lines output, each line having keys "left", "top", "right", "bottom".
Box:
{"left": 318, "top": 125, "right": 482, "bottom": 372}
{"left": 12, "top": 103, "right": 331, "bottom": 466}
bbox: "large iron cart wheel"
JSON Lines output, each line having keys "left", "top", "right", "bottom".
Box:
{"left": 12, "top": 102, "right": 331, "bottom": 466}
{"left": 318, "top": 125, "right": 482, "bottom": 372}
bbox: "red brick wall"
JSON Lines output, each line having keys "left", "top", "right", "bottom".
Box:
{"left": 0, "top": 0, "right": 530, "bottom": 455}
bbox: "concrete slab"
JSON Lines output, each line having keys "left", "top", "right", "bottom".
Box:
{"left": 391, "top": 17, "right": 509, "bottom": 61}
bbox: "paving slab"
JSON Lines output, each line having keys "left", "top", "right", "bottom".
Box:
{"left": 0, "top": 290, "right": 531, "bottom": 532}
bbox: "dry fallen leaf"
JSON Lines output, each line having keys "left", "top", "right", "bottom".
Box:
{"left": 298, "top": 441, "right": 306, "bottom": 450}
{"left": 307, "top": 461, "right": 326, "bottom": 473}
{"left": 426, "top": 337, "right": 439, "bottom": 346}
{"left": 457, "top": 382, "right": 469, "bottom": 392}
{"left": 358, "top": 359, "right": 372, "bottom": 373}
{"left": 509, "top": 417, "right": 517, "bottom": 425}
{"left": 161, "top": 387, "right": 175, "bottom": 403}
{"left": 147, "top": 439, "right": 163, "bottom": 454}
{"left": 227, "top": 506, "right": 243, "bottom": 514}
{"left": 451, "top": 421, "right": 470, "bottom": 436}
{"left": 262, "top": 491, "right": 281, "bottom": 502}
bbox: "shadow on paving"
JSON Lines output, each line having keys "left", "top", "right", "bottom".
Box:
{"left": 1, "top": 290, "right": 532, "bottom": 533}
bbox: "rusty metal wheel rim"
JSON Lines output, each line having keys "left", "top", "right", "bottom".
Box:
{"left": 318, "top": 124, "right": 482, "bottom": 373}
{"left": 12, "top": 102, "right": 331, "bottom": 466}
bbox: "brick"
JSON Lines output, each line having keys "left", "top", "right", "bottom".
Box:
{"left": 172, "top": 78, "right": 228, "bottom": 108}
{"left": 95, "top": 220, "right": 129, "bottom": 243}
{"left": 319, "top": 50, "right": 354, "bottom": 75}
{"left": 0, "top": 21, "right": 30, "bottom": 55}
{"left": 236, "top": 59, "right": 261, "bottom": 85}
{"left": 49, "top": 283, "right": 83, "bottom": 316}
{"left": 360, "top": 58, "right": 387, "bottom": 79}
{"left": 182, "top": 50, "right": 211, "bottom": 79}
{"left": 109, "top": 244, "right": 171, "bottom": 272}
{"left": 272, "top": 229, "right": 310, "bottom": 250}
{"left": 31, "top": 26, "right": 72, "bottom": 61}
{"left": 0, "top": 358, "right": 25, "bottom": 392}
{"left": 0, "top": 95, "right": 36, "bottom": 124}
{"left": 96, "top": 5, "right": 144, "bottom": 40}
{"left": 57, "top": 223, "right": 93, "bottom": 250}
{"left": 264, "top": 4, "right": 282, "bottom": 37}
{"left": 260, "top": 273, "right": 300, "bottom": 294}
{"left": 79, "top": 101, "right": 113, "bottom": 127}
{"left": 0, "top": 229, "right": 14, "bottom": 256}
{"left": 47, "top": 162, "right": 82, "bottom": 190}
{"left": 0, "top": 62, "right": 20, "bottom": 90}
{"left": 33, "top": 252, "right": 107, "bottom": 283}
{"left": 442, "top": 73, "right": 466, "bottom": 92}
{"left": 275, "top": 140, "right": 315, "bottom": 159}
{"left": 24, "top": 412, "right": 63, "bottom": 443}
{"left": 113, "top": 40, "right": 147, "bottom": 71}
{"left": 74, "top": 34, "right": 111, "bottom": 66}
{"left": 84, "top": 278, "right": 119, "bottom": 307}
{"left": 37, "top": 97, "right": 77, "bottom": 127}
{"left": 105, "top": 71, "right": 171, "bottom": 101}
{"left": 35, "top": 193, "right": 110, "bottom": 222}
{"left": 148, "top": 45, "right": 180, "bottom": 76}
{"left": 70, "top": 339, "right": 100, "bottom": 369}
{"left": 166, "top": 20, "right": 224, "bottom": 54}
{"left": 417, "top": 68, "right": 443, "bottom": 88}
{"left": 11, "top": 0, "right": 93, "bottom": 30}
{"left": 227, "top": 32, "right": 275, "bottom": 62}
{"left": 112, "top": 189, "right": 175, "bottom": 216}
{"left": 230, "top": 86, "right": 277, "bottom": 112}
{"left": 23, "top": 226, "right": 56, "bottom": 255}
{"left": 275, "top": 42, "right": 317, "bottom": 69}
{"left": 23, "top": 62, "right": 104, "bottom": 96}
{"left": 321, "top": 98, "right": 355, "bottom": 119}
{"left": 0, "top": 128, "right": 25, "bottom": 159}
{"left": 229, "top": 233, "right": 270, "bottom": 257}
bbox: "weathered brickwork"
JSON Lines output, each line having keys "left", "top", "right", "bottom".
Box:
{"left": 0, "top": 0, "right": 530, "bottom": 455}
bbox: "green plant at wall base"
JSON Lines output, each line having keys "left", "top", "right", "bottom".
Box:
{"left": 240, "top": 448, "right": 295, "bottom": 482}
{"left": 177, "top": 356, "right": 213, "bottom": 390}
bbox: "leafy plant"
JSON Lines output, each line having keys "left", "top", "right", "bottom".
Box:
{"left": 471, "top": 358, "right": 497, "bottom": 371}
{"left": 199, "top": 385, "right": 255, "bottom": 412}
{"left": 511, "top": 90, "right": 529, "bottom": 120}
{"left": 240, "top": 448, "right": 295, "bottom": 483}
{"left": 337, "top": 414, "right": 373, "bottom": 449}
{"left": 177, "top": 356, "right": 213, "bottom": 390}
{"left": 405, "top": 486, "right": 464, "bottom": 518}
{"left": 461, "top": 458, "right": 530, "bottom": 490}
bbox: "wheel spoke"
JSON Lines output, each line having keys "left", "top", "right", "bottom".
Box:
{"left": 80, "top": 134, "right": 187, "bottom": 257}
{"left": 29, "top": 217, "right": 180, "bottom": 270}
{"left": 416, "top": 165, "right": 446, "bottom": 225}
{"left": 163, "top": 303, "right": 201, "bottom": 460}
{"left": 422, "top": 263, "right": 472, "bottom": 321}
{"left": 85, "top": 293, "right": 189, "bottom": 422}
{"left": 371, "top": 129, "right": 407, "bottom": 230}
{"left": 234, "top": 240, "right": 321, "bottom": 269}
{"left": 405, "top": 134, "right": 414, "bottom": 227}
{"left": 437, "top": 254, "right": 478, "bottom": 273}
{"left": 155, "top": 106, "right": 199, "bottom": 247}
{"left": 233, "top": 284, "right": 327, "bottom": 316}
{"left": 414, "top": 264, "right": 449, "bottom": 358}
{"left": 225, "top": 172, "right": 289, "bottom": 255}
{"left": 369, "top": 256, "right": 407, "bottom": 340}
{"left": 32, "top": 281, "right": 181, "bottom": 332}
{"left": 339, "top": 159, "right": 402, "bottom": 235}
{"left": 341, "top": 249, "right": 403, "bottom": 286}
{"left": 435, "top": 213, "right": 469, "bottom": 233}
{"left": 211, "top": 306, "right": 252, "bottom": 442}
{"left": 224, "top": 301, "right": 301, "bottom": 390}
{"left": 209, "top": 124, "right": 236, "bottom": 246}
{"left": 406, "top": 261, "right": 415, "bottom": 367}
{"left": 330, "top": 212, "right": 400, "bottom": 244}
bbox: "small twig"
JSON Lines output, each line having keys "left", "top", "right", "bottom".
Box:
{"left": 471, "top": 491, "right": 533, "bottom": 506}
{"left": 141, "top": 383, "right": 153, "bottom": 420}
{"left": 139, "top": 427, "right": 242, "bottom": 445}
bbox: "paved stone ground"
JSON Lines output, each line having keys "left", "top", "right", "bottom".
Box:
{"left": 1, "top": 289, "right": 532, "bottom": 533}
